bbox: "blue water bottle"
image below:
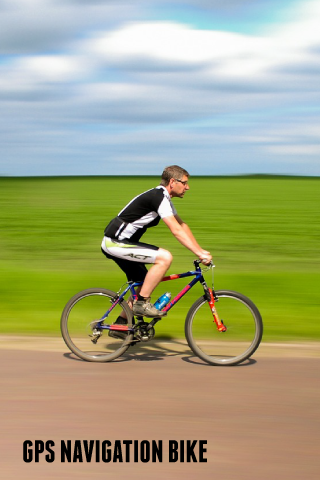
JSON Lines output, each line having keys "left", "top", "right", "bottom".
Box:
{"left": 154, "top": 292, "right": 171, "bottom": 310}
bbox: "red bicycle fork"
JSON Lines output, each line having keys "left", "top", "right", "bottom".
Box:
{"left": 208, "top": 288, "right": 227, "bottom": 332}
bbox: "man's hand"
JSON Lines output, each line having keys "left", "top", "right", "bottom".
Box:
{"left": 199, "top": 250, "right": 212, "bottom": 265}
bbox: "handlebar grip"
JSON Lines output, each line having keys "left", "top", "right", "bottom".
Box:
{"left": 201, "top": 257, "right": 212, "bottom": 266}
{"left": 194, "top": 258, "right": 214, "bottom": 267}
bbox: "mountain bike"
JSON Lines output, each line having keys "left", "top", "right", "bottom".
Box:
{"left": 60, "top": 260, "right": 263, "bottom": 366}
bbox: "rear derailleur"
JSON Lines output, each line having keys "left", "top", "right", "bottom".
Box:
{"left": 88, "top": 319, "right": 104, "bottom": 344}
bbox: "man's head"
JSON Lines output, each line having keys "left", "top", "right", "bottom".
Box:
{"left": 160, "top": 165, "right": 190, "bottom": 198}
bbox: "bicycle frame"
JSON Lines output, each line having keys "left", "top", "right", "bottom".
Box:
{"left": 98, "top": 260, "right": 226, "bottom": 333}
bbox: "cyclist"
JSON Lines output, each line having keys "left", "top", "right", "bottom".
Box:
{"left": 101, "top": 165, "right": 212, "bottom": 330}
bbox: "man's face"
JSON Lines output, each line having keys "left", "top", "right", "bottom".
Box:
{"left": 170, "top": 175, "right": 190, "bottom": 198}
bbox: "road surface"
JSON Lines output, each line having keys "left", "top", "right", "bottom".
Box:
{"left": 0, "top": 336, "right": 319, "bottom": 479}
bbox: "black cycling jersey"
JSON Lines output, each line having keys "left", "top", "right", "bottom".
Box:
{"left": 104, "top": 186, "right": 177, "bottom": 242}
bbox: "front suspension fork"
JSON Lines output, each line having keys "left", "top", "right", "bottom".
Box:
{"left": 206, "top": 288, "right": 227, "bottom": 332}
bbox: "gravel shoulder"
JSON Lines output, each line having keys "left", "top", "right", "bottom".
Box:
{"left": 0, "top": 334, "right": 319, "bottom": 358}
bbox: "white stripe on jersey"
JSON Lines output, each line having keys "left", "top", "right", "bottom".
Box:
{"left": 158, "top": 194, "right": 177, "bottom": 219}
{"left": 117, "top": 186, "right": 177, "bottom": 241}
{"left": 119, "top": 211, "right": 159, "bottom": 241}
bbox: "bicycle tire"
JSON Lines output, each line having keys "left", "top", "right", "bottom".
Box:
{"left": 185, "top": 290, "right": 263, "bottom": 366}
{"left": 61, "top": 288, "right": 134, "bottom": 362}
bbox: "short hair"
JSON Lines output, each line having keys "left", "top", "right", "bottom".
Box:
{"left": 160, "top": 165, "right": 190, "bottom": 186}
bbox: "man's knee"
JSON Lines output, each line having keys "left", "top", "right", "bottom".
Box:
{"left": 157, "top": 248, "right": 173, "bottom": 266}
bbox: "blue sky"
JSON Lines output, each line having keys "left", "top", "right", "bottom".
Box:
{"left": 0, "top": 0, "right": 320, "bottom": 176}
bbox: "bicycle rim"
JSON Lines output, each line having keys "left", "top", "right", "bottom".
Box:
{"left": 185, "top": 290, "right": 263, "bottom": 366}
{"left": 61, "top": 288, "right": 133, "bottom": 362}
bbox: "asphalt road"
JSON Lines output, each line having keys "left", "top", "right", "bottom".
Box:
{"left": 1, "top": 338, "right": 319, "bottom": 480}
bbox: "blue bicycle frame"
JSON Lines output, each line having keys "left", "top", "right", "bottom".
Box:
{"left": 97, "top": 260, "right": 209, "bottom": 333}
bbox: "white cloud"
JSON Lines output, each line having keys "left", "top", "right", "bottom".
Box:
{"left": 90, "top": 13, "right": 320, "bottom": 83}
{"left": 268, "top": 144, "right": 320, "bottom": 156}
{"left": 0, "top": 55, "right": 87, "bottom": 102}
{"left": 21, "top": 56, "right": 83, "bottom": 81}
{"left": 92, "top": 22, "right": 256, "bottom": 66}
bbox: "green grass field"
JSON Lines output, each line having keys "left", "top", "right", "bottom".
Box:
{"left": 1, "top": 175, "right": 319, "bottom": 341}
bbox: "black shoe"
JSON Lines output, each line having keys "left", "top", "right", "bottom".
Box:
{"left": 108, "top": 330, "right": 127, "bottom": 340}
{"left": 108, "top": 316, "right": 127, "bottom": 340}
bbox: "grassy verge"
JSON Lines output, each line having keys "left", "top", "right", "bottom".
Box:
{"left": 0, "top": 175, "right": 319, "bottom": 341}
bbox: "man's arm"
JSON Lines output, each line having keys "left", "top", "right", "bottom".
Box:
{"left": 162, "top": 215, "right": 212, "bottom": 264}
{"left": 174, "top": 214, "right": 202, "bottom": 249}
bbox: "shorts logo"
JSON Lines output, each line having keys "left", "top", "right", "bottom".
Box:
{"left": 124, "top": 253, "right": 152, "bottom": 261}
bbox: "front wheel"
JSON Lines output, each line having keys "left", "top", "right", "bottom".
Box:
{"left": 185, "top": 290, "right": 263, "bottom": 366}
{"left": 61, "top": 288, "right": 134, "bottom": 362}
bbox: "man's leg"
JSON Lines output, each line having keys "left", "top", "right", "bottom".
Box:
{"left": 119, "top": 248, "right": 172, "bottom": 318}
{"left": 102, "top": 238, "right": 172, "bottom": 317}
{"left": 132, "top": 248, "right": 172, "bottom": 317}
{"left": 109, "top": 248, "right": 172, "bottom": 318}
{"left": 119, "top": 286, "right": 141, "bottom": 319}
{"left": 138, "top": 248, "right": 172, "bottom": 298}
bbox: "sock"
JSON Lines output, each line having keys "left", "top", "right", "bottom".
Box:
{"left": 137, "top": 294, "right": 149, "bottom": 302}
{"left": 114, "top": 316, "right": 127, "bottom": 325}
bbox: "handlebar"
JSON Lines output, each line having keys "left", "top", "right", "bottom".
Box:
{"left": 194, "top": 259, "right": 214, "bottom": 268}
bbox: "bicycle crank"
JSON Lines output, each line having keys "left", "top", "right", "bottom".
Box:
{"left": 134, "top": 321, "right": 156, "bottom": 342}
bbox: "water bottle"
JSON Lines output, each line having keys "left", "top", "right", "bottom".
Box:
{"left": 154, "top": 292, "right": 171, "bottom": 310}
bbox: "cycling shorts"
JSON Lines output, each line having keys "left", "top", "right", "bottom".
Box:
{"left": 101, "top": 236, "right": 159, "bottom": 282}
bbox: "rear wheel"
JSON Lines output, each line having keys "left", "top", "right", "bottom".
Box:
{"left": 185, "top": 290, "right": 263, "bottom": 366}
{"left": 61, "top": 288, "right": 133, "bottom": 362}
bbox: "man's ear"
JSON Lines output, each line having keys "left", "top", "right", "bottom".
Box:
{"left": 168, "top": 177, "right": 175, "bottom": 188}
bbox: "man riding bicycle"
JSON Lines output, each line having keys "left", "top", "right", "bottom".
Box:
{"left": 101, "top": 165, "right": 212, "bottom": 325}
